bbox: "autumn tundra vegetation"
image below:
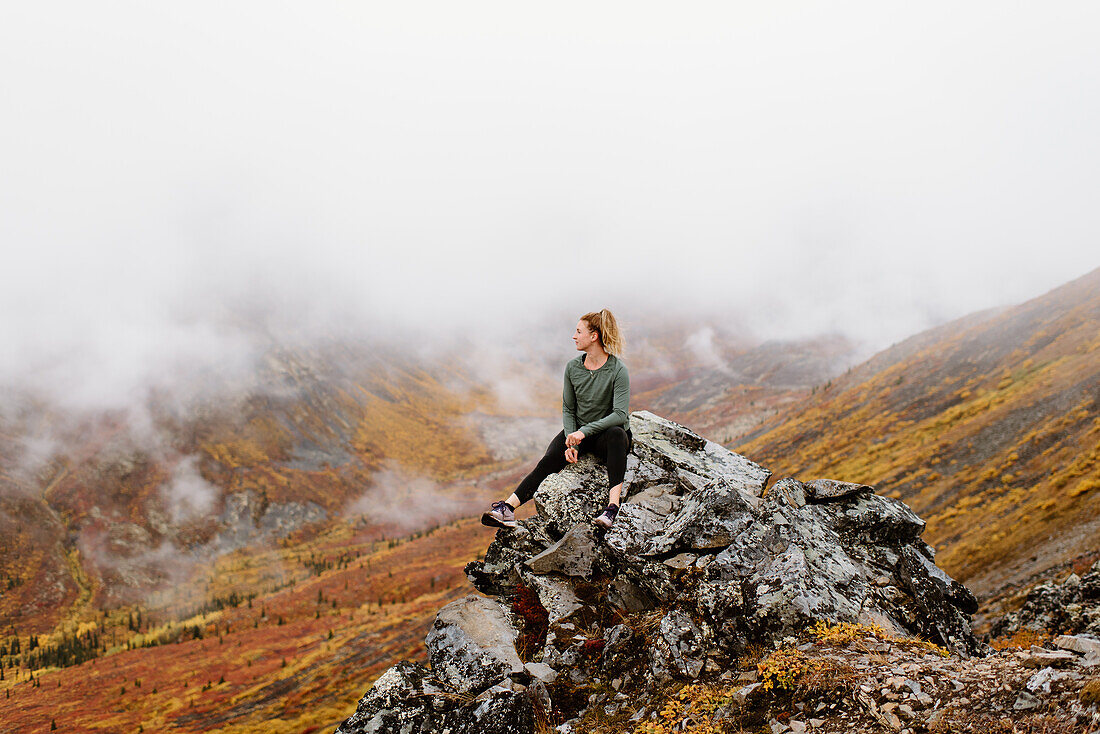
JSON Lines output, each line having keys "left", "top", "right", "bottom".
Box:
{"left": 1, "top": 268, "right": 1098, "bottom": 732}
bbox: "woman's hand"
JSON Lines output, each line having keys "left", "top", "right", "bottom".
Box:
{"left": 564, "top": 447, "right": 578, "bottom": 463}
{"left": 565, "top": 430, "right": 585, "bottom": 447}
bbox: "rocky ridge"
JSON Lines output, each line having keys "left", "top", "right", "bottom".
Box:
{"left": 334, "top": 411, "right": 1099, "bottom": 733}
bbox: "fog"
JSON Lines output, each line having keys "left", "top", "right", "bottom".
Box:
{"left": 2, "top": 1, "right": 1098, "bottom": 408}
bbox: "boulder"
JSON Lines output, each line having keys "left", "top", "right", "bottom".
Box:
{"left": 533, "top": 455, "right": 609, "bottom": 536}
{"left": 897, "top": 546, "right": 981, "bottom": 657}
{"left": 1023, "top": 646, "right": 1078, "bottom": 669}
{"left": 629, "top": 411, "right": 771, "bottom": 497}
{"left": 446, "top": 688, "right": 536, "bottom": 734}
{"left": 524, "top": 524, "right": 600, "bottom": 578}
{"left": 425, "top": 595, "right": 524, "bottom": 695}
{"left": 804, "top": 478, "right": 873, "bottom": 501}
{"left": 335, "top": 661, "right": 448, "bottom": 734}
{"left": 1054, "top": 634, "right": 1100, "bottom": 656}
{"left": 655, "top": 609, "right": 708, "bottom": 679}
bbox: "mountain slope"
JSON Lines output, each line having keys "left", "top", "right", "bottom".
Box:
{"left": 633, "top": 333, "right": 860, "bottom": 444}
{"left": 0, "top": 344, "right": 506, "bottom": 633}
{"left": 737, "top": 266, "right": 1100, "bottom": 598}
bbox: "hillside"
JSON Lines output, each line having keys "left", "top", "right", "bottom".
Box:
{"left": 634, "top": 334, "right": 860, "bottom": 444}
{"left": 0, "top": 513, "right": 497, "bottom": 734}
{"left": 0, "top": 343, "right": 525, "bottom": 635}
{"left": 736, "top": 266, "right": 1100, "bottom": 600}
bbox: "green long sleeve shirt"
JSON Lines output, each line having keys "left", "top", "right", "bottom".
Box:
{"left": 562, "top": 353, "right": 631, "bottom": 437}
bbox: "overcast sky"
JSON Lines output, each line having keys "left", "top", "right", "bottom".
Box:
{"left": 2, "top": 2, "right": 1098, "bottom": 406}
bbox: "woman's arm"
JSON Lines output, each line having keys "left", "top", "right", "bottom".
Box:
{"left": 563, "top": 366, "right": 579, "bottom": 434}
{"left": 578, "top": 364, "right": 630, "bottom": 437}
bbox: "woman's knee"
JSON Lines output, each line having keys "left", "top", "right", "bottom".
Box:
{"left": 605, "top": 426, "right": 627, "bottom": 448}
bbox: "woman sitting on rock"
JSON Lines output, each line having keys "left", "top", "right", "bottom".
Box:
{"left": 482, "top": 308, "right": 632, "bottom": 531}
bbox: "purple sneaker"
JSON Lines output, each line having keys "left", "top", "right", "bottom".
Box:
{"left": 593, "top": 504, "right": 619, "bottom": 530}
{"left": 481, "top": 501, "right": 516, "bottom": 529}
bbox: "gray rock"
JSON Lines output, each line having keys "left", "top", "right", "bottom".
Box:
{"left": 519, "top": 572, "right": 583, "bottom": 624}
{"left": 425, "top": 595, "right": 524, "bottom": 694}
{"left": 662, "top": 553, "right": 697, "bottom": 570}
{"left": 1054, "top": 633, "right": 1100, "bottom": 656}
{"left": 898, "top": 545, "right": 979, "bottom": 614}
{"left": 607, "top": 576, "right": 657, "bottom": 612}
{"left": 989, "top": 561, "right": 1100, "bottom": 639}
{"left": 466, "top": 515, "right": 557, "bottom": 596}
{"left": 1026, "top": 666, "right": 1070, "bottom": 693}
{"left": 335, "top": 661, "right": 448, "bottom": 734}
{"left": 1013, "top": 691, "right": 1041, "bottom": 710}
{"left": 624, "top": 453, "right": 675, "bottom": 493}
{"left": 733, "top": 684, "right": 761, "bottom": 707}
{"left": 651, "top": 483, "right": 755, "bottom": 552}
{"left": 604, "top": 492, "right": 678, "bottom": 557}
{"left": 622, "top": 483, "right": 680, "bottom": 515}
{"left": 655, "top": 609, "right": 707, "bottom": 679}
{"left": 769, "top": 477, "right": 809, "bottom": 508}
{"left": 1023, "top": 646, "right": 1077, "bottom": 668}
{"left": 600, "top": 624, "right": 642, "bottom": 674}
{"left": 629, "top": 411, "right": 771, "bottom": 497}
{"left": 448, "top": 688, "right": 536, "bottom": 734}
{"left": 534, "top": 457, "right": 608, "bottom": 536}
{"left": 525, "top": 524, "right": 599, "bottom": 578}
{"left": 694, "top": 579, "right": 745, "bottom": 623}
{"left": 804, "top": 478, "right": 873, "bottom": 501}
{"left": 1079, "top": 650, "right": 1100, "bottom": 668}
{"left": 524, "top": 662, "right": 558, "bottom": 684}
{"left": 812, "top": 491, "right": 926, "bottom": 547}
{"left": 896, "top": 545, "right": 982, "bottom": 657}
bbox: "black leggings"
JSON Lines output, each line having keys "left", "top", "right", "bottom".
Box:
{"left": 513, "top": 426, "right": 633, "bottom": 505}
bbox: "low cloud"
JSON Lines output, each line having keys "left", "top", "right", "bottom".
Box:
{"left": 344, "top": 462, "right": 468, "bottom": 533}
{"left": 162, "top": 456, "right": 218, "bottom": 524}
{"left": 684, "top": 327, "right": 734, "bottom": 376}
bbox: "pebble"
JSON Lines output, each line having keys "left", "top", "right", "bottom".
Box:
{"left": 1013, "top": 691, "right": 1041, "bottom": 710}
{"left": 1054, "top": 634, "right": 1100, "bottom": 656}
{"left": 1024, "top": 647, "right": 1077, "bottom": 669}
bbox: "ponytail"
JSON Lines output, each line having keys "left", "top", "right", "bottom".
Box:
{"left": 580, "top": 309, "right": 625, "bottom": 357}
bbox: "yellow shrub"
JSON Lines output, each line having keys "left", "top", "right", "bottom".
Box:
{"left": 1069, "top": 477, "right": 1100, "bottom": 497}
{"left": 758, "top": 648, "right": 818, "bottom": 691}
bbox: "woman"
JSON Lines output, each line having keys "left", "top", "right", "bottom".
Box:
{"left": 482, "top": 309, "right": 632, "bottom": 531}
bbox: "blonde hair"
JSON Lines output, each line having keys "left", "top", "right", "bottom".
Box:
{"left": 580, "top": 309, "right": 625, "bottom": 357}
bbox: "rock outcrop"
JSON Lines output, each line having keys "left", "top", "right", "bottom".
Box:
{"left": 335, "top": 411, "right": 983, "bottom": 733}
{"left": 991, "top": 560, "right": 1100, "bottom": 640}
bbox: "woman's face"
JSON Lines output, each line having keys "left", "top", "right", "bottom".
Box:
{"left": 573, "top": 320, "right": 599, "bottom": 351}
